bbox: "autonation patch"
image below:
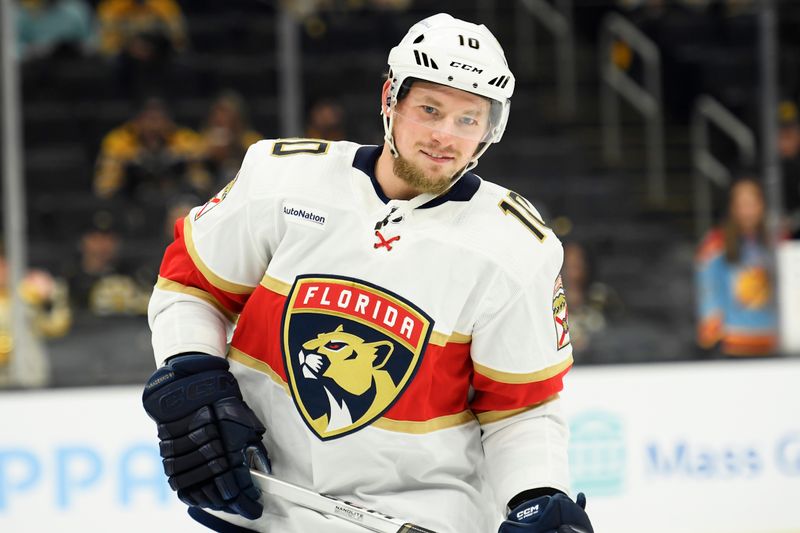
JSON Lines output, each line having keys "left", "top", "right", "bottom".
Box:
{"left": 283, "top": 202, "right": 327, "bottom": 229}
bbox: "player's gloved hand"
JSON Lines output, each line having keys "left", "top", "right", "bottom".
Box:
{"left": 142, "top": 353, "right": 269, "bottom": 520}
{"left": 499, "top": 492, "right": 594, "bottom": 533}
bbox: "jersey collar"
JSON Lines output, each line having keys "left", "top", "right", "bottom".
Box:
{"left": 352, "top": 145, "right": 480, "bottom": 209}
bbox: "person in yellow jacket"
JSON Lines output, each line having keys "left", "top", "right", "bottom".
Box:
{"left": 200, "top": 91, "right": 262, "bottom": 188}
{"left": 94, "top": 98, "right": 211, "bottom": 201}
{"left": 96, "top": 0, "right": 187, "bottom": 58}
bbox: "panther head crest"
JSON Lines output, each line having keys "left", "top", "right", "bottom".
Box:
{"left": 298, "top": 325, "right": 396, "bottom": 431}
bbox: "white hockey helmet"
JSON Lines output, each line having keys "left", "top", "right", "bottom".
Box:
{"left": 382, "top": 13, "right": 515, "bottom": 172}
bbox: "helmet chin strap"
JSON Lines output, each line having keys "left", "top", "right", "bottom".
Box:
{"left": 382, "top": 105, "right": 400, "bottom": 158}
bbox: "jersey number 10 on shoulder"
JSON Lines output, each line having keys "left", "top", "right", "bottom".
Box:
{"left": 271, "top": 139, "right": 331, "bottom": 156}
{"left": 498, "top": 191, "right": 548, "bottom": 242}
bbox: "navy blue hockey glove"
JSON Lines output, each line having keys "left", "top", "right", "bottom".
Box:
{"left": 499, "top": 492, "right": 594, "bottom": 533}
{"left": 142, "top": 353, "right": 269, "bottom": 520}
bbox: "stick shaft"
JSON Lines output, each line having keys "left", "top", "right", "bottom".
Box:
{"left": 249, "top": 469, "right": 436, "bottom": 533}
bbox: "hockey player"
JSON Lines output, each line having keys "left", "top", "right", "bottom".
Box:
{"left": 142, "top": 12, "right": 594, "bottom": 533}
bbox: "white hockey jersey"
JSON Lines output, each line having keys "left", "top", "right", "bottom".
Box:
{"left": 149, "top": 139, "right": 574, "bottom": 533}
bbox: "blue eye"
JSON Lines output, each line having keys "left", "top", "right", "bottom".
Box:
{"left": 459, "top": 116, "right": 478, "bottom": 127}
{"left": 422, "top": 105, "right": 437, "bottom": 115}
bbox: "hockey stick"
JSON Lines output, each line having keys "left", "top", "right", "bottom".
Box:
{"left": 249, "top": 469, "right": 437, "bottom": 533}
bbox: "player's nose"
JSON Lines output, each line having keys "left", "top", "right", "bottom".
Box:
{"left": 428, "top": 127, "right": 457, "bottom": 147}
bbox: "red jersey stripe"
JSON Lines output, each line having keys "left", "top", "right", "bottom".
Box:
{"left": 159, "top": 217, "right": 254, "bottom": 315}
{"left": 470, "top": 365, "right": 570, "bottom": 413}
{"left": 384, "top": 340, "right": 472, "bottom": 421}
{"left": 230, "top": 285, "right": 288, "bottom": 382}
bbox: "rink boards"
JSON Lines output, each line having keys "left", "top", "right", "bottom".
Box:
{"left": 0, "top": 359, "right": 798, "bottom": 533}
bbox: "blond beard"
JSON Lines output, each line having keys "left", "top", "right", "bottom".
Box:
{"left": 392, "top": 152, "right": 456, "bottom": 196}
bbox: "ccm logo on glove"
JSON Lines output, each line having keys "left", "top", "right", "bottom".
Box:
{"left": 499, "top": 492, "right": 593, "bottom": 533}
{"left": 156, "top": 374, "right": 238, "bottom": 412}
{"left": 517, "top": 504, "right": 540, "bottom": 520}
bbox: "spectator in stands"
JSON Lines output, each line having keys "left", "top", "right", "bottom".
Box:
{"left": 305, "top": 97, "right": 347, "bottom": 141}
{"left": 162, "top": 194, "right": 200, "bottom": 243}
{"left": 65, "top": 210, "right": 150, "bottom": 316}
{"left": 778, "top": 99, "right": 800, "bottom": 239}
{"left": 15, "top": 0, "right": 96, "bottom": 61}
{"left": 0, "top": 244, "right": 72, "bottom": 370}
{"left": 695, "top": 177, "right": 778, "bottom": 356}
{"left": 96, "top": 0, "right": 186, "bottom": 55}
{"left": 93, "top": 98, "right": 210, "bottom": 219}
{"left": 96, "top": 0, "right": 188, "bottom": 97}
{"left": 562, "top": 241, "right": 622, "bottom": 362}
{"left": 200, "top": 91, "right": 262, "bottom": 188}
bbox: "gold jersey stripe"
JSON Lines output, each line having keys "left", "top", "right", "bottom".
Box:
{"left": 428, "top": 330, "right": 472, "bottom": 347}
{"left": 371, "top": 410, "right": 477, "bottom": 434}
{"left": 155, "top": 276, "right": 239, "bottom": 323}
{"left": 260, "top": 274, "right": 292, "bottom": 296}
{"left": 473, "top": 355, "right": 573, "bottom": 384}
{"left": 448, "top": 331, "right": 472, "bottom": 344}
{"left": 228, "top": 348, "right": 290, "bottom": 395}
{"left": 183, "top": 216, "right": 257, "bottom": 295}
{"left": 475, "top": 394, "right": 559, "bottom": 425}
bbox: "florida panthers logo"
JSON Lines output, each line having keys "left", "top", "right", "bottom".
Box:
{"left": 282, "top": 275, "right": 433, "bottom": 440}
{"left": 195, "top": 173, "right": 238, "bottom": 220}
{"left": 553, "top": 275, "right": 570, "bottom": 351}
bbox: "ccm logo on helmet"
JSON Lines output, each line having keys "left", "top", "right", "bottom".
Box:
{"left": 450, "top": 61, "right": 483, "bottom": 73}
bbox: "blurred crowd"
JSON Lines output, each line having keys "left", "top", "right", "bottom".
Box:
{"left": 3, "top": 0, "right": 798, "bottom": 385}
{"left": 3, "top": 0, "right": 357, "bottom": 383}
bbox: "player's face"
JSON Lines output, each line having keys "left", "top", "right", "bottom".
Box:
{"left": 389, "top": 81, "right": 491, "bottom": 194}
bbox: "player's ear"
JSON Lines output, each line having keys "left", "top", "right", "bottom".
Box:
{"left": 381, "top": 79, "right": 392, "bottom": 116}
